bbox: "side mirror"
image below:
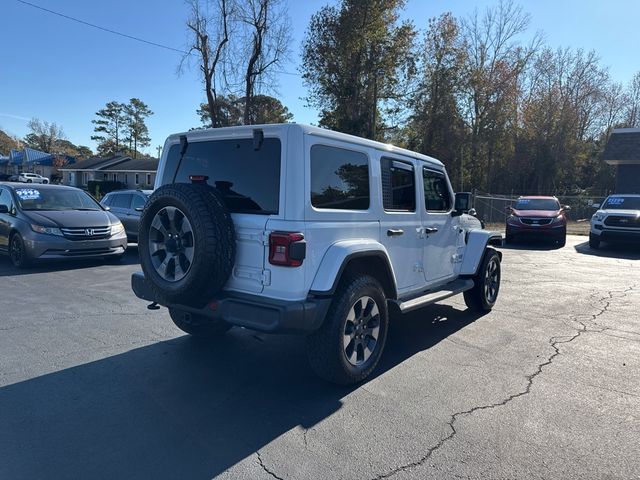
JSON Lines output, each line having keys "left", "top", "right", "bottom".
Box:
{"left": 135, "top": 207, "right": 144, "bottom": 212}
{"left": 453, "top": 192, "right": 472, "bottom": 216}
{"left": 506, "top": 205, "right": 514, "bottom": 212}
{"left": 591, "top": 203, "right": 600, "bottom": 209}
{"left": 562, "top": 205, "right": 571, "bottom": 211}
{"left": 0, "top": 205, "right": 8, "bottom": 214}
{"left": 468, "top": 208, "right": 477, "bottom": 216}
{"left": 103, "top": 206, "right": 111, "bottom": 211}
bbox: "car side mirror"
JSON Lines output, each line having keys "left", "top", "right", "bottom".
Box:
{"left": 103, "top": 206, "right": 111, "bottom": 211}
{"left": 591, "top": 203, "right": 600, "bottom": 209}
{"left": 135, "top": 207, "right": 144, "bottom": 212}
{"left": 562, "top": 205, "right": 571, "bottom": 211}
{"left": 468, "top": 208, "right": 477, "bottom": 216}
{"left": 506, "top": 205, "right": 514, "bottom": 213}
{"left": 453, "top": 192, "right": 472, "bottom": 217}
{"left": 0, "top": 205, "right": 8, "bottom": 214}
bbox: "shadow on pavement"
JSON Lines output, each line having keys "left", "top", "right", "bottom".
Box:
{"left": 500, "top": 238, "right": 564, "bottom": 251}
{"left": 0, "top": 245, "right": 140, "bottom": 277}
{"left": 0, "top": 303, "right": 483, "bottom": 479}
{"left": 574, "top": 241, "right": 640, "bottom": 260}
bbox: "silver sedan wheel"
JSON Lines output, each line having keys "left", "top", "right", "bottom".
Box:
{"left": 484, "top": 256, "right": 500, "bottom": 303}
{"left": 148, "top": 206, "right": 195, "bottom": 282}
{"left": 343, "top": 296, "right": 381, "bottom": 366}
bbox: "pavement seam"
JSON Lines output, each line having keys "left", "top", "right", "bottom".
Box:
{"left": 368, "top": 285, "right": 634, "bottom": 480}
{"left": 256, "top": 451, "right": 285, "bottom": 480}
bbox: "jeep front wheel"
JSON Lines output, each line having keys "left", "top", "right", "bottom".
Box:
{"left": 464, "top": 248, "right": 501, "bottom": 312}
{"left": 306, "top": 275, "right": 389, "bottom": 385}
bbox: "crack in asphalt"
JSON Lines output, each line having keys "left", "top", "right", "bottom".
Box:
{"left": 369, "top": 285, "right": 634, "bottom": 480}
{"left": 256, "top": 451, "right": 285, "bottom": 480}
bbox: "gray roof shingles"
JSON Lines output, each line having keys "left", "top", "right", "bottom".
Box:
{"left": 603, "top": 129, "right": 640, "bottom": 163}
{"left": 61, "top": 155, "right": 157, "bottom": 171}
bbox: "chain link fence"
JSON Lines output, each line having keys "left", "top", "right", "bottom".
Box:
{"left": 472, "top": 192, "right": 607, "bottom": 225}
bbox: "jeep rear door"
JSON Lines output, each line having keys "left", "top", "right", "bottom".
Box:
{"left": 378, "top": 156, "right": 424, "bottom": 295}
{"left": 165, "top": 135, "right": 283, "bottom": 294}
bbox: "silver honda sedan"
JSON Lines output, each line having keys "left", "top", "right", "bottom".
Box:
{"left": 0, "top": 183, "right": 127, "bottom": 267}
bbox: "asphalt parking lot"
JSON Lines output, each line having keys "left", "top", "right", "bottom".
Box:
{"left": 1, "top": 236, "right": 639, "bottom": 480}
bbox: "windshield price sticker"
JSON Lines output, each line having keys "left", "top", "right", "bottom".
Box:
{"left": 608, "top": 197, "right": 625, "bottom": 205}
{"left": 517, "top": 199, "right": 530, "bottom": 204}
{"left": 16, "top": 188, "right": 41, "bottom": 200}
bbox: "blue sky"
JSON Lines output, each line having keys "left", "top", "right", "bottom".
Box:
{"left": 1, "top": 0, "right": 639, "bottom": 155}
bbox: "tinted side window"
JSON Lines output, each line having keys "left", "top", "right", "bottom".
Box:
{"left": 101, "top": 194, "right": 113, "bottom": 206}
{"left": 381, "top": 158, "right": 416, "bottom": 212}
{"left": 310, "top": 145, "right": 369, "bottom": 210}
{"left": 131, "top": 195, "right": 146, "bottom": 210}
{"left": 0, "top": 189, "right": 11, "bottom": 211}
{"left": 112, "top": 194, "right": 132, "bottom": 209}
{"left": 423, "top": 168, "right": 452, "bottom": 211}
{"left": 170, "top": 138, "right": 281, "bottom": 215}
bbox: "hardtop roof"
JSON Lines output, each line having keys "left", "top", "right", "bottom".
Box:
{"left": 167, "top": 123, "right": 444, "bottom": 167}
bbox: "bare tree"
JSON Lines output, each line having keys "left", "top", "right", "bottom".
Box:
{"left": 24, "top": 118, "right": 66, "bottom": 153}
{"left": 624, "top": 71, "right": 640, "bottom": 128}
{"left": 183, "top": 0, "right": 233, "bottom": 128}
{"left": 237, "top": 0, "right": 291, "bottom": 124}
{"left": 459, "top": 0, "right": 541, "bottom": 190}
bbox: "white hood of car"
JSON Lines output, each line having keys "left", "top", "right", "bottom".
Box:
{"left": 597, "top": 209, "right": 640, "bottom": 216}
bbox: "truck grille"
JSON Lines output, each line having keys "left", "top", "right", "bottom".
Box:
{"left": 604, "top": 216, "right": 640, "bottom": 228}
{"left": 60, "top": 226, "right": 111, "bottom": 240}
{"left": 520, "top": 218, "right": 552, "bottom": 226}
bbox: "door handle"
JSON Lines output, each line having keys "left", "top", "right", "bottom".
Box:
{"left": 423, "top": 227, "right": 439, "bottom": 234}
{"left": 387, "top": 229, "right": 404, "bottom": 237}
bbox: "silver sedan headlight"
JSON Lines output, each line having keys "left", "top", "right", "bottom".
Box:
{"left": 110, "top": 222, "right": 125, "bottom": 236}
{"left": 31, "top": 224, "right": 63, "bottom": 236}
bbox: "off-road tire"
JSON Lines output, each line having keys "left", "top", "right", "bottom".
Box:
{"left": 9, "top": 232, "right": 31, "bottom": 268}
{"left": 589, "top": 233, "right": 600, "bottom": 249}
{"left": 138, "top": 183, "right": 235, "bottom": 307}
{"left": 169, "top": 307, "right": 232, "bottom": 338}
{"left": 464, "top": 248, "right": 501, "bottom": 312}
{"left": 306, "top": 274, "right": 389, "bottom": 385}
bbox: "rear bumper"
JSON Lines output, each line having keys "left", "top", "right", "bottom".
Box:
{"left": 131, "top": 271, "right": 332, "bottom": 334}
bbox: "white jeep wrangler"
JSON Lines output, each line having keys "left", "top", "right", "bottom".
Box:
{"left": 132, "top": 124, "right": 502, "bottom": 384}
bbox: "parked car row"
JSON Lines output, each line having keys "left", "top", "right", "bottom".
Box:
{"left": 0, "top": 173, "right": 50, "bottom": 183}
{"left": 504, "top": 193, "right": 640, "bottom": 250}
{"left": 0, "top": 183, "right": 128, "bottom": 267}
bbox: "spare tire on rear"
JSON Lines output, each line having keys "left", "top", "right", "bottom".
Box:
{"left": 138, "top": 183, "right": 235, "bottom": 307}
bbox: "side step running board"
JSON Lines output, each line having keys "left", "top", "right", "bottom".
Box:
{"left": 390, "top": 279, "right": 474, "bottom": 313}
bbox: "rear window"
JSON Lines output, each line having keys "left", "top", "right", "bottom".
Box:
{"left": 163, "top": 138, "right": 281, "bottom": 215}
{"left": 112, "top": 193, "right": 132, "bottom": 209}
{"left": 310, "top": 145, "right": 369, "bottom": 210}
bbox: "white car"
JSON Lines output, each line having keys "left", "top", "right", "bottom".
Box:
{"left": 18, "top": 173, "right": 49, "bottom": 184}
{"left": 590, "top": 194, "right": 640, "bottom": 249}
{"left": 131, "top": 124, "right": 503, "bottom": 384}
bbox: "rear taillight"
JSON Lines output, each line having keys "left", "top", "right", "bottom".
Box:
{"left": 269, "top": 232, "right": 306, "bottom": 267}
